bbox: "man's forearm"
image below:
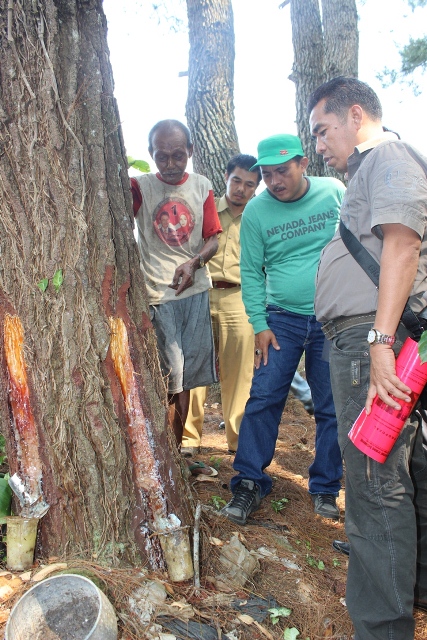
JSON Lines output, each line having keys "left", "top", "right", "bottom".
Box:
{"left": 365, "top": 223, "right": 421, "bottom": 412}
{"left": 186, "top": 234, "right": 218, "bottom": 271}
{"left": 374, "top": 223, "right": 421, "bottom": 335}
{"left": 200, "top": 234, "right": 218, "bottom": 263}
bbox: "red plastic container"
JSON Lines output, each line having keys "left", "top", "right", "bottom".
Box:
{"left": 349, "top": 337, "right": 427, "bottom": 463}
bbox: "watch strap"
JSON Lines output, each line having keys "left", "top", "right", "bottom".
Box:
{"left": 197, "top": 254, "right": 204, "bottom": 268}
{"left": 368, "top": 328, "right": 396, "bottom": 345}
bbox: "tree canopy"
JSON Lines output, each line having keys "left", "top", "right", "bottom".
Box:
{"left": 377, "top": 0, "right": 427, "bottom": 94}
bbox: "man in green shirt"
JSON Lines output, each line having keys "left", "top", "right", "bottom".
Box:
{"left": 221, "top": 134, "right": 345, "bottom": 525}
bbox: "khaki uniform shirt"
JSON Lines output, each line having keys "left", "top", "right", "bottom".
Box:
{"left": 315, "top": 133, "right": 427, "bottom": 322}
{"left": 208, "top": 195, "right": 242, "bottom": 284}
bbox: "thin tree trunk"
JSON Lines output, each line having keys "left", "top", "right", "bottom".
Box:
{"left": 288, "top": 0, "right": 358, "bottom": 176}
{"left": 0, "top": 0, "right": 192, "bottom": 568}
{"left": 322, "top": 0, "right": 358, "bottom": 79}
{"left": 290, "top": 0, "right": 326, "bottom": 176}
{"left": 186, "top": 0, "right": 239, "bottom": 195}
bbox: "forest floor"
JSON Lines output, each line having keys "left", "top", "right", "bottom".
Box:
{"left": 177, "top": 383, "right": 427, "bottom": 640}
{"left": 0, "top": 383, "right": 426, "bottom": 639}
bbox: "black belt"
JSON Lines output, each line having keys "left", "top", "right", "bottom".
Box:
{"left": 322, "top": 311, "right": 427, "bottom": 341}
{"left": 322, "top": 313, "right": 377, "bottom": 340}
{"left": 212, "top": 281, "right": 239, "bottom": 289}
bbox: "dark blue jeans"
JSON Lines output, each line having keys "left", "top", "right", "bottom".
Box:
{"left": 230, "top": 306, "right": 342, "bottom": 497}
{"left": 330, "top": 323, "right": 427, "bottom": 640}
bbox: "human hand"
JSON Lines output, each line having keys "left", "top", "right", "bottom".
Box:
{"left": 168, "top": 259, "right": 198, "bottom": 296}
{"left": 365, "top": 344, "right": 412, "bottom": 414}
{"left": 254, "top": 329, "right": 280, "bottom": 369}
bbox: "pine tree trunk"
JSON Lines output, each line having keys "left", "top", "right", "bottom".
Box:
{"left": 0, "top": 0, "right": 192, "bottom": 568}
{"left": 290, "top": 0, "right": 326, "bottom": 176}
{"left": 289, "top": 0, "right": 358, "bottom": 176}
{"left": 322, "top": 0, "right": 358, "bottom": 79}
{"left": 186, "top": 0, "right": 239, "bottom": 196}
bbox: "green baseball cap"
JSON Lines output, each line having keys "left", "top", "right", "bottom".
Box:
{"left": 250, "top": 134, "right": 305, "bottom": 169}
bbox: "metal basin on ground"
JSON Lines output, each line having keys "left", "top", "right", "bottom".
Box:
{"left": 5, "top": 573, "right": 118, "bottom": 640}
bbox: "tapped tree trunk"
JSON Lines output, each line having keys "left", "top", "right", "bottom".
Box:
{"left": 289, "top": 0, "right": 358, "bottom": 176}
{"left": 0, "top": 0, "right": 192, "bottom": 569}
{"left": 186, "top": 0, "right": 239, "bottom": 196}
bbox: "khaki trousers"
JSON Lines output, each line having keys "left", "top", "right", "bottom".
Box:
{"left": 183, "top": 286, "right": 254, "bottom": 451}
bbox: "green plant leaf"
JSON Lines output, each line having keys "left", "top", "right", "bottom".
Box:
{"left": 0, "top": 474, "right": 12, "bottom": 517}
{"left": 284, "top": 628, "right": 300, "bottom": 640}
{"left": 418, "top": 330, "right": 427, "bottom": 363}
{"left": 269, "top": 607, "right": 292, "bottom": 624}
{"left": 306, "top": 554, "right": 316, "bottom": 567}
{"left": 37, "top": 278, "right": 49, "bottom": 293}
{"left": 209, "top": 456, "right": 222, "bottom": 470}
{"left": 127, "top": 156, "right": 150, "bottom": 173}
{"left": 271, "top": 497, "right": 289, "bottom": 513}
{"left": 53, "top": 269, "right": 63, "bottom": 292}
{"left": 0, "top": 435, "right": 7, "bottom": 467}
{"left": 210, "top": 495, "right": 226, "bottom": 510}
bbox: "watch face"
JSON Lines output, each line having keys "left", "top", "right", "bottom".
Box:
{"left": 367, "top": 329, "right": 376, "bottom": 344}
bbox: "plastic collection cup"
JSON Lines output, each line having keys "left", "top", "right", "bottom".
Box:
{"left": 349, "top": 337, "right": 427, "bottom": 463}
{"left": 159, "top": 527, "right": 194, "bottom": 582}
{"left": 6, "top": 516, "right": 39, "bottom": 571}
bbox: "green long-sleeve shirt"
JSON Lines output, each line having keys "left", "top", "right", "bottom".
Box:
{"left": 240, "top": 177, "right": 345, "bottom": 334}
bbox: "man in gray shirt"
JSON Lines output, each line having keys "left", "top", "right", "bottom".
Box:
{"left": 309, "top": 76, "right": 427, "bottom": 640}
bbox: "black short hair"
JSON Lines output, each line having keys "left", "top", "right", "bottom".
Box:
{"left": 307, "top": 76, "right": 382, "bottom": 122}
{"left": 291, "top": 155, "right": 304, "bottom": 165}
{"left": 226, "top": 154, "right": 261, "bottom": 184}
{"left": 148, "top": 119, "right": 192, "bottom": 153}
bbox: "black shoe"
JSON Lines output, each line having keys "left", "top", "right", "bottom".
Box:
{"left": 311, "top": 494, "right": 340, "bottom": 520}
{"left": 332, "top": 540, "right": 350, "bottom": 556}
{"left": 220, "top": 479, "right": 261, "bottom": 525}
{"left": 218, "top": 421, "right": 225, "bottom": 430}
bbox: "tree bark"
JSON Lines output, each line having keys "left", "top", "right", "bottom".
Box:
{"left": 289, "top": 0, "right": 358, "bottom": 176}
{"left": 322, "top": 0, "right": 358, "bottom": 79}
{"left": 0, "top": 0, "right": 192, "bottom": 568}
{"left": 290, "top": 0, "right": 325, "bottom": 176}
{"left": 186, "top": 0, "right": 239, "bottom": 196}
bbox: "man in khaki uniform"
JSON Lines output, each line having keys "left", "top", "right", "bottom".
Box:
{"left": 183, "top": 155, "right": 261, "bottom": 453}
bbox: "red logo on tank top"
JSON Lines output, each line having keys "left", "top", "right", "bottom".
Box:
{"left": 153, "top": 197, "right": 195, "bottom": 247}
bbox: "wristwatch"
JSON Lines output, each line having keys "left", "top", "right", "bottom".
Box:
{"left": 367, "top": 328, "right": 396, "bottom": 346}
{"left": 197, "top": 254, "right": 205, "bottom": 268}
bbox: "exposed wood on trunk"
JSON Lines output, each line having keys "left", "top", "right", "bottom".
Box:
{"left": 109, "top": 317, "right": 194, "bottom": 580}
{"left": 4, "top": 315, "right": 49, "bottom": 518}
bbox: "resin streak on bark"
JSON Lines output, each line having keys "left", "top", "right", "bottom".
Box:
{"left": 109, "top": 317, "right": 194, "bottom": 580}
{"left": 4, "top": 315, "right": 48, "bottom": 514}
{"left": 109, "top": 318, "right": 167, "bottom": 518}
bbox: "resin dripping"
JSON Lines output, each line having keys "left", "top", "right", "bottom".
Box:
{"left": 109, "top": 317, "right": 193, "bottom": 581}
{"left": 4, "top": 314, "right": 49, "bottom": 518}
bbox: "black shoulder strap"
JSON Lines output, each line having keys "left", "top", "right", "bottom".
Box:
{"left": 339, "top": 219, "right": 424, "bottom": 340}
{"left": 339, "top": 220, "right": 380, "bottom": 286}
